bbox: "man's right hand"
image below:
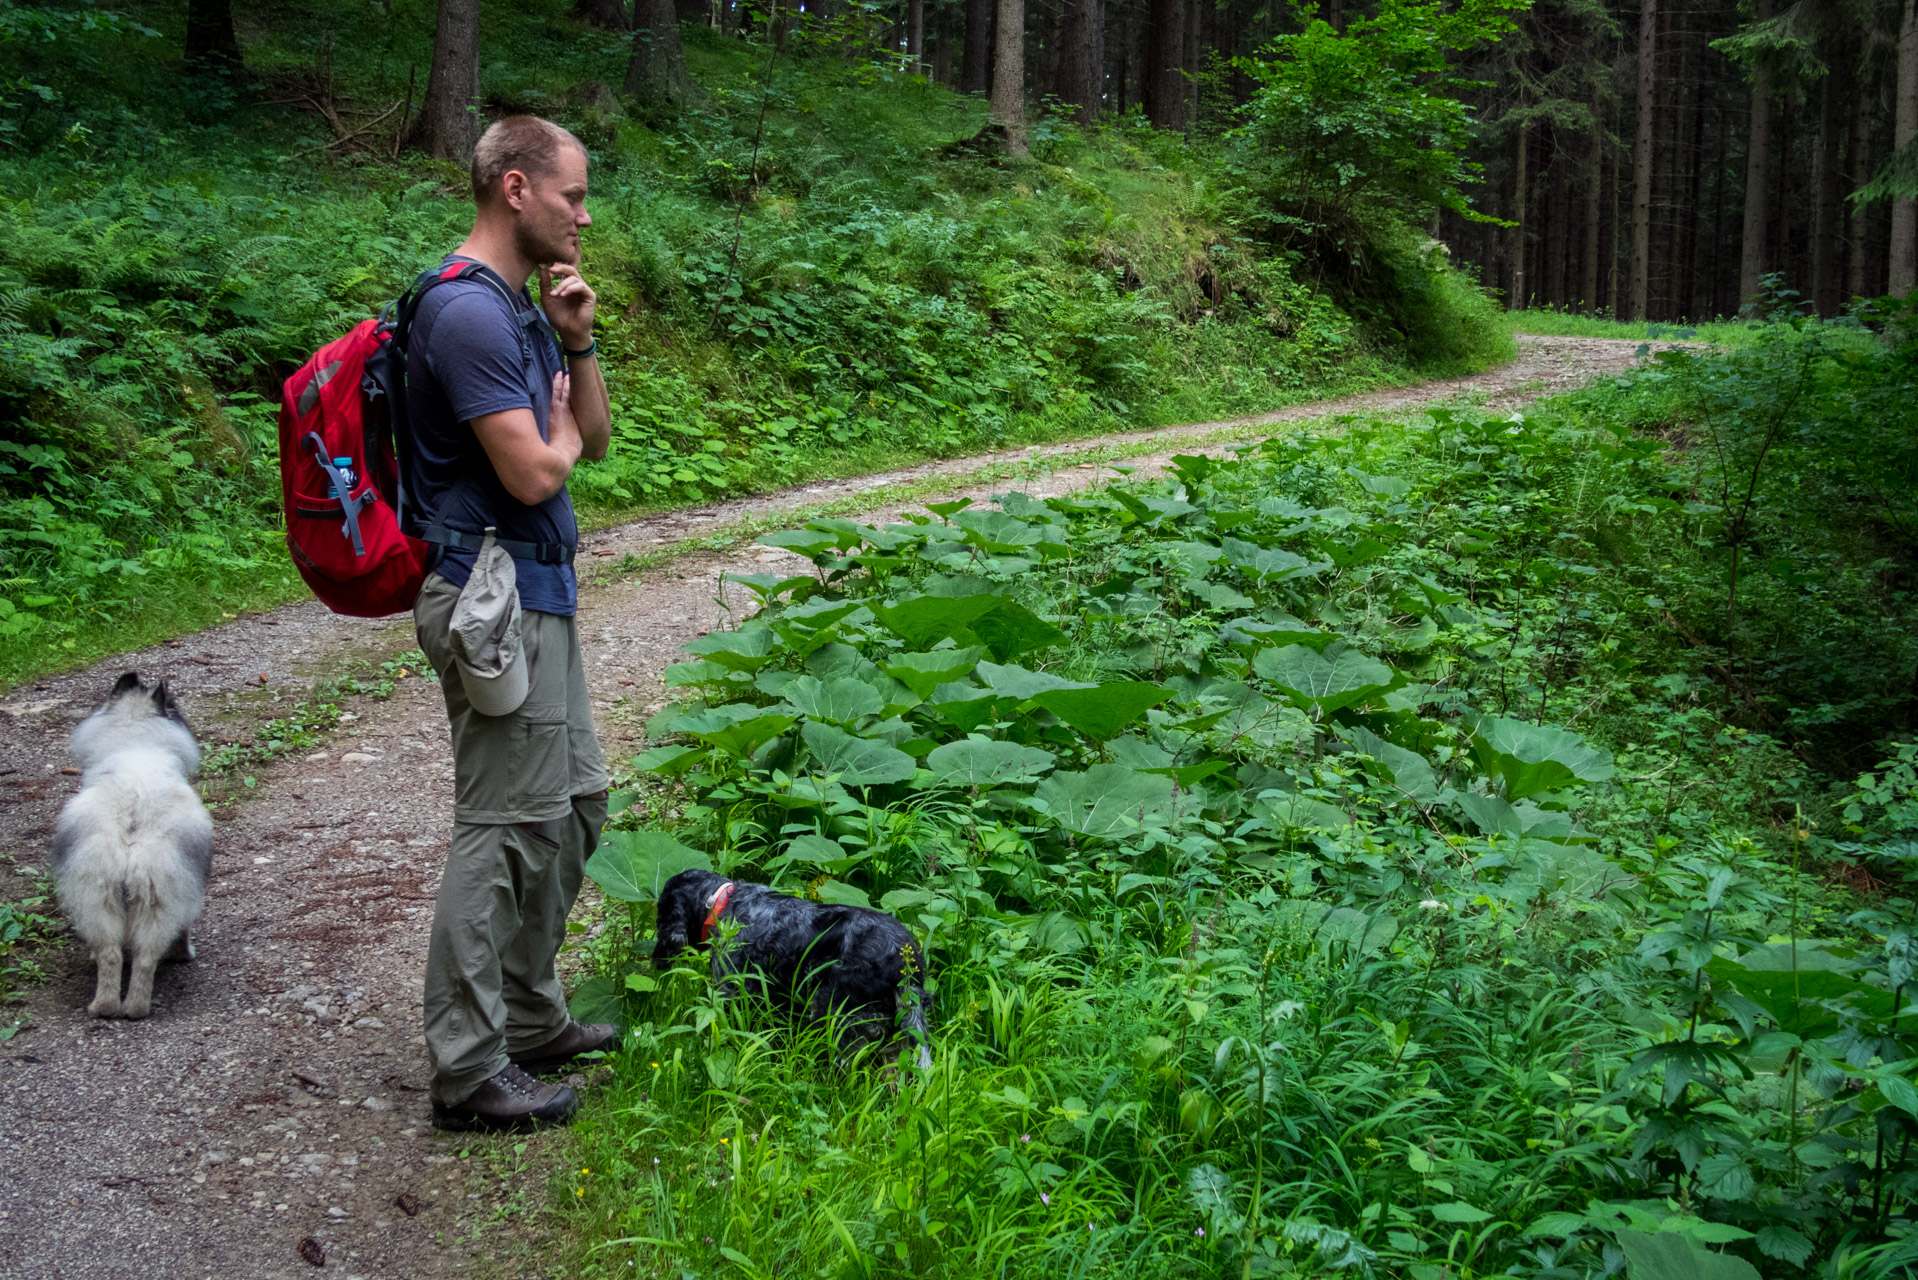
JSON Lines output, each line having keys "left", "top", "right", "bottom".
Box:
{"left": 470, "top": 370, "right": 585, "bottom": 507}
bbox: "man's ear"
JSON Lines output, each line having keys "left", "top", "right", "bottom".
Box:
{"left": 501, "top": 168, "right": 530, "bottom": 210}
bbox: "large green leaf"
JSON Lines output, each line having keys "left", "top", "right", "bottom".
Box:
{"left": 873, "top": 593, "right": 1003, "bottom": 648}
{"left": 585, "top": 829, "right": 712, "bottom": 903}
{"left": 1252, "top": 644, "right": 1395, "bottom": 713}
{"left": 682, "top": 625, "right": 780, "bottom": 672}
{"left": 977, "top": 661, "right": 1094, "bottom": 700}
{"left": 1031, "top": 764, "right": 1176, "bottom": 839}
{"left": 1468, "top": 715, "right": 1616, "bottom": 799}
{"left": 769, "top": 833, "right": 866, "bottom": 875}
{"left": 968, "top": 601, "right": 1068, "bottom": 660}
{"left": 779, "top": 675, "right": 884, "bottom": 725}
{"left": 672, "top": 705, "right": 796, "bottom": 758}
{"left": 1614, "top": 1229, "right": 1761, "bottom": 1280}
{"left": 567, "top": 974, "right": 626, "bottom": 1027}
{"left": 927, "top": 738, "right": 1057, "bottom": 787}
{"left": 1220, "top": 538, "right": 1315, "bottom": 584}
{"left": 1342, "top": 725, "right": 1440, "bottom": 802}
{"left": 884, "top": 647, "right": 985, "bottom": 698}
{"left": 800, "top": 721, "right": 916, "bottom": 785}
{"left": 756, "top": 529, "right": 840, "bottom": 560}
{"left": 1026, "top": 681, "right": 1169, "bottom": 741}
{"left": 952, "top": 509, "right": 1043, "bottom": 552}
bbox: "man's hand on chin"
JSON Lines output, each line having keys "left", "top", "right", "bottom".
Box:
{"left": 538, "top": 263, "right": 596, "bottom": 349}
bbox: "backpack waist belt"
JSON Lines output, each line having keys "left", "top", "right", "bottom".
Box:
{"left": 420, "top": 523, "right": 575, "bottom": 566}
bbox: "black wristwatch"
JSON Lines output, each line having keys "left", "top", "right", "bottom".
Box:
{"left": 563, "top": 339, "right": 597, "bottom": 360}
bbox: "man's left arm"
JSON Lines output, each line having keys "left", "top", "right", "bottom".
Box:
{"left": 540, "top": 263, "right": 611, "bottom": 462}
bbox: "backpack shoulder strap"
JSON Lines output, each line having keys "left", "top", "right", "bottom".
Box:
{"left": 396, "top": 259, "right": 573, "bottom": 569}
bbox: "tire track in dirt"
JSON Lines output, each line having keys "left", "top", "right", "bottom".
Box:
{"left": 0, "top": 335, "right": 1659, "bottom": 1278}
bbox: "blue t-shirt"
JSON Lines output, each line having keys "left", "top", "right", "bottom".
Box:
{"left": 403, "top": 256, "right": 578, "bottom": 615}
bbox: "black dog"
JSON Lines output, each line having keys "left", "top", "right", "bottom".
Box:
{"left": 653, "top": 869, "right": 932, "bottom": 1068}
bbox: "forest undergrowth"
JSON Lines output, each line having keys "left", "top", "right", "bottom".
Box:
{"left": 0, "top": 0, "right": 1507, "bottom": 690}
{"left": 541, "top": 303, "right": 1918, "bottom": 1279}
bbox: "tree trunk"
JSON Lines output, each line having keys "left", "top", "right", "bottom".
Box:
{"left": 573, "top": 0, "right": 629, "bottom": 28}
{"left": 1510, "top": 122, "right": 1530, "bottom": 310}
{"left": 1142, "top": 0, "right": 1186, "bottom": 131}
{"left": 185, "top": 0, "right": 242, "bottom": 65}
{"left": 1583, "top": 114, "right": 1603, "bottom": 311}
{"left": 1738, "top": 0, "right": 1775, "bottom": 312}
{"left": 625, "top": 0, "right": 697, "bottom": 112}
{"left": 991, "top": 0, "right": 1028, "bottom": 157}
{"left": 1052, "top": 0, "right": 1103, "bottom": 119}
{"left": 1811, "top": 60, "right": 1846, "bottom": 315}
{"left": 408, "top": 0, "right": 482, "bottom": 162}
{"left": 962, "top": 0, "right": 994, "bottom": 94}
{"left": 1892, "top": 0, "right": 1918, "bottom": 296}
{"left": 907, "top": 0, "right": 925, "bottom": 73}
{"left": 1629, "top": 0, "right": 1657, "bottom": 321}
{"left": 1681, "top": 67, "right": 1707, "bottom": 319}
{"left": 1850, "top": 71, "right": 1879, "bottom": 300}
{"left": 1183, "top": 0, "right": 1200, "bottom": 129}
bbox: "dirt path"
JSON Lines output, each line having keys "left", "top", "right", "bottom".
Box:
{"left": 0, "top": 336, "right": 1657, "bottom": 1278}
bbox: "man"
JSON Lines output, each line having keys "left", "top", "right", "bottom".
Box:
{"left": 405, "top": 115, "right": 616, "bottom": 1131}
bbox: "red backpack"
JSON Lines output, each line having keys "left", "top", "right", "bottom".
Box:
{"left": 277, "top": 261, "right": 531, "bottom": 617}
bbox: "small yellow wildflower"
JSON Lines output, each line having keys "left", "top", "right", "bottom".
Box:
{"left": 575, "top": 1187, "right": 584, "bottom": 1197}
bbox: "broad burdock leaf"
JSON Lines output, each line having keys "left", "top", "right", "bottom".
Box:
{"left": 683, "top": 625, "right": 780, "bottom": 671}
{"left": 951, "top": 509, "right": 1043, "bottom": 551}
{"left": 778, "top": 675, "right": 883, "bottom": 725}
{"left": 1466, "top": 714, "right": 1615, "bottom": 799}
{"left": 872, "top": 593, "right": 1002, "bottom": 648}
{"left": 1341, "top": 724, "right": 1439, "bottom": 801}
{"left": 975, "top": 661, "right": 1093, "bottom": 700}
{"left": 1348, "top": 467, "right": 1413, "bottom": 498}
{"left": 633, "top": 743, "right": 705, "bottom": 776}
{"left": 585, "top": 829, "right": 711, "bottom": 903}
{"left": 1220, "top": 537, "right": 1316, "bottom": 584}
{"left": 721, "top": 572, "right": 818, "bottom": 605}
{"left": 566, "top": 975, "right": 625, "bottom": 1028}
{"left": 968, "top": 601, "right": 1067, "bottom": 660}
{"left": 814, "top": 879, "right": 871, "bottom": 909}
{"left": 800, "top": 721, "right": 915, "bottom": 785}
{"left": 1031, "top": 764, "right": 1176, "bottom": 839}
{"left": 1027, "top": 681, "right": 1169, "bottom": 741}
{"left": 671, "top": 705, "right": 795, "bottom": 758}
{"left": 926, "top": 738, "right": 1056, "bottom": 787}
{"left": 770, "top": 833, "right": 865, "bottom": 874}
{"left": 1252, "top": 643, "right": 1395, "bottom": 713}
{"left": 1220, "top": 614, "right": 1334, "bottom": 651}
{"left": 756, "top": 529, "right": 840, "bottom": 560}
{"left": 883, "top": 647, "right": 985, "bottom": 698}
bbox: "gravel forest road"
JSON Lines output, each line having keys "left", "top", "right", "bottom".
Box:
{"left": 0, "top": 336, "right": 1658, "bottom": 1279}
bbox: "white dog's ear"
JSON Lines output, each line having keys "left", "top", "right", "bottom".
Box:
{"left": 111, "top": 671, "right": 142, "bottom": 698}
{"left": 150, "top": 679, "right": 171, "bottom": 710}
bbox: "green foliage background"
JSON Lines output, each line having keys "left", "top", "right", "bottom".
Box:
{"left": 0, "top": 0, "right": 1509, "bottom": 688}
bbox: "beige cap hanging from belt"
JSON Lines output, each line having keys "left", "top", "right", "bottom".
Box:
{"left": 448, "top": 528, "right": 529, "bottom": 717}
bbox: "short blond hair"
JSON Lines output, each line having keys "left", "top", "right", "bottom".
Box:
{"left": 471, "top": 116, "right": 586, "bottom": 203}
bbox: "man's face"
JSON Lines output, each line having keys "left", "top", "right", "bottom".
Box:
{"left": 510, "top": 144, "right": 591, "bottom": 266}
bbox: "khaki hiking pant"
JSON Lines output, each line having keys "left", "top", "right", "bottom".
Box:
{"left": 414, "top": 573, "right": 611, "bottom": 1105}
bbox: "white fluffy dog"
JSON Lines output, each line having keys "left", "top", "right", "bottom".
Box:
{"left": 52, "top": 672, "right": 213, "bottom": 1019}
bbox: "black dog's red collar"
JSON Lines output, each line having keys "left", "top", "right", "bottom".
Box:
{"left": 698, "top": 882, "right": 735, "bottom": 944}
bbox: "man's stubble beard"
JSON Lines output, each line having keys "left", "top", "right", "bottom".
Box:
{"left": 514, "top": 211, "right": 578, "bottom": 270}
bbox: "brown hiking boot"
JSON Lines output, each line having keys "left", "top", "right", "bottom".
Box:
{"left": 509, "top": 1020, "right": 620, "bottom": 1074}
{"left": 431, "top": 1064, "right": 578, "bottom": 1133}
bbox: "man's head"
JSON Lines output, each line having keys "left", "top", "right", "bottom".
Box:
{"left": 471, "top": 116, "right": 591, "bottom": 266}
